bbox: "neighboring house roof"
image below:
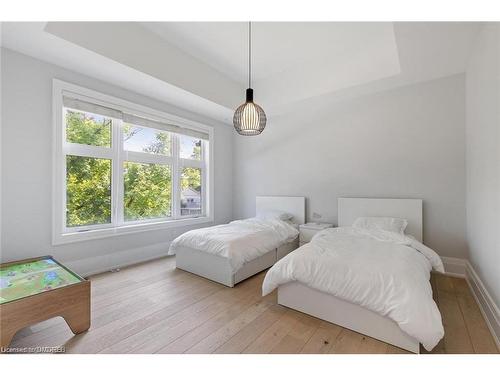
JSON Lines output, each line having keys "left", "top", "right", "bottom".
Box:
{"left": 182, "top": 187, "right": 200, "bottom": 198}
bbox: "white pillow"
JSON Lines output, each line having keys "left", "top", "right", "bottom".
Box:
{"left": 257, "top": 210, "right": 293, "bottom": 221}
{"left": 352, "top": 216, "right": 408, "bottom": 234}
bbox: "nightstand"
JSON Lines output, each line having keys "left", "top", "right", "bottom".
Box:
{"left": 299, "top": 223, "right": 334, "bottom": 246}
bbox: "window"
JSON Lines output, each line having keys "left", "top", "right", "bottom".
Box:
{"left": 123, "top": 124, "right": 171, "bottom": 156}
{"left": 180, "top": 167, "right": 202, "bottom": 216}
{"left": 123, "top": 162, "right": 172, "bottom": 221}
{"left": 66, "top": 155, "right": 112, "bottom": 227}
{"left": 53, "top": 80, "right": 213, "bottom": 244}
{"left": 66, "top": 110, "right": 112, "bottom": 147}
{"left": 180, "top": 135, "right": 202, "bottom": 160}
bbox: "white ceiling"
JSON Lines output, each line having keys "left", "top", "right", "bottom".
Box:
{"left": 140, "top": 22, "right": 481, "bottom": 108}
{"left": 1, "top": 22, "right": 483, "bottom": 123}
{"left": 141, "top": 22, "right": 400, "bottom": 84}
{"left": 141, "top": 22, "right": 402, "bottom": 106}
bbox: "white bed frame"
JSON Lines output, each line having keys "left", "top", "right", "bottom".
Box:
{"left": 175, "top": 196, "right": 305, "bottom": 288}
{"left": 278, "top": 197, "right": 423, "bottom": 353}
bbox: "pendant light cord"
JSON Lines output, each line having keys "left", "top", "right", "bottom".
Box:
{"left": 248, "top": 21, "right": 251, "bottom": 88}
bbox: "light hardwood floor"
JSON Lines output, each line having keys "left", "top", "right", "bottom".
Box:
{"left": 8, "top": 256, "right": 498, "bottom": 354}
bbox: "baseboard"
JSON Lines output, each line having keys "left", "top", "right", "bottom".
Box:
{"left": 441, "top": 256, "right": 467, "bottom": 278}
{"left": 65, "top": 241, "right": 172, "bottom": 277}
{"left": 465, "top": 261, "right": 500, "bottom": 351}
{"left": 439, "top": 256, "right": 499, "bottom": 349}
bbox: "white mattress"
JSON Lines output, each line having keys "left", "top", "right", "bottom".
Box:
{"left": 168, "top": 217, "right": 299, "bottom": 273}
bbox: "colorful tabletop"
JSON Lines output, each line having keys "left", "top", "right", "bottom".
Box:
{"left": 0, "top": 257, "right": 83, "bottom": 304}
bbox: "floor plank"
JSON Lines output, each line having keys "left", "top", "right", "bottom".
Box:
{"left": 184, "top": 297, "right": 273, "bottom": 353}
{"left": 435, "top": 276, "right": 475, "bottom": 354}
{"left": 65, "top": 281, "right": 222, "bottom": 353}
{"left": 269, "top": 313, "right": 321, "bottom": 354}
{"left": 300, "top": 321, "right": 343, "bottom": 354}
{"left": 451, "top": 278, "right": 498, "bottom": 353}
{"left": 386, "top": 344, "right": 411, "bottom": 354}
{"left": 242, "top": 310, "right": 301, "bottom": 353}
{"left": 213, "top": 303, "right": 287, "bottom": 354}
{"left": 158, "top": 278, "right": 267, "bottom": 353}
{"left": 330, "top": 328, "right": 388, "bottom": 354}
{"left": 7, "top": 257, "right": 498, "bottom": 354}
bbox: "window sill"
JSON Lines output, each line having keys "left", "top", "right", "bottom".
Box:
{"left": 53, "top": 216, "right": 213, "bottom": 245}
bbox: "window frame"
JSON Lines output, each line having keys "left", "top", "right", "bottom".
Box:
{"left": 52, "top": 79, "right": 214, "bottom": 245}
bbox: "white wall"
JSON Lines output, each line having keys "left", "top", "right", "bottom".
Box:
{"left": 465, "top": 24, "right": 500, "bottom": 306}
{"left": 233, "top": 74, "right": 467, "bottom": 258}
{"left": 0, "top": 48, "right": 233, "bottom": 275}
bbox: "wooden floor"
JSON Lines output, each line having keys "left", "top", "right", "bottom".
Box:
{"left": 9, "top": 257, "right": 498, "bottom": 354}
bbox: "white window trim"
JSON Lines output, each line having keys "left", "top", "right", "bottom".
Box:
{"left": 52, "top": 79, "right": 214, "bottom": 245}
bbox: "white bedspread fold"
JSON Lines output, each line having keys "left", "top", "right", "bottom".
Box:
{"left": 168, "top": 218, "right": 298, "bottom": 273}
{"left": 262, "top": 227, "right": 445, "bottom": 351}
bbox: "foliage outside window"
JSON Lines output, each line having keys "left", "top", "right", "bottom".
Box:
{"left": 61, "top": 101, "right": 209, "bottom": 236}
{"left": 66, "top": 110, "right": 112, "bottom": 147}
{"left": 123, "top": 162, "right": 172, "bottom": 221}
{"left": 66, "top": 155, "right": 111, "bottom": 227}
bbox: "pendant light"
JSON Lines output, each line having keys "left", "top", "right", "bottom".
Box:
{"left": 233, "top": 22, "right": 267, "bottom": 136}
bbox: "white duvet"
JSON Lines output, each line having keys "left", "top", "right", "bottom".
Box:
{"left": 168, "top": 218, "right": 298, "bottom": 273}
{"left": 262, "top": 227, "right": 445, "bottom": 351}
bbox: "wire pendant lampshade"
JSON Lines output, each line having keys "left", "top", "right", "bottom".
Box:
{"left": 233, "top": 22, "right": 267, "bottom": 136}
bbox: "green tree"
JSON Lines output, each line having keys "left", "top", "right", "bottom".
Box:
{"left": 66, "top": 156, "right": 111, "bottom": 227}
{"left": 66, "top": 111, "right": 111, "bottom": 147}
{"left": 66, "top": 111, "right": 112, "bottom": 227}
{"left": 124, "top": 162, "right": 172, "bottom": 221}
{"left": 181, "top": 167, "right": 201, "bottom": 192}
{"left": 122, "top": 126, "right": 173, "bottom": 220}
{"left": 143, "top": 132, "right": 171, "bottom": 155}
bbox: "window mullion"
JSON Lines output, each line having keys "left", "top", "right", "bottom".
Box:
{"left": 60, "top": 108, "right": 68, "bottom": 235}
{"left": 202, "top": 140, "right": 208, "bottom": 217}
{"left": 123, "top": 151, "right": 173, "bottom": 165}
{"left": 64, "top": 143, "right": 113, "bottom": 159}
{"left": 115, "top": 119, "right": 125, "bottom": 227}
{"left": 172, "top": 134, "right": 180, "bottom": 219}
{"left": 179, "top": 159, "right": 204, "bottom": 169}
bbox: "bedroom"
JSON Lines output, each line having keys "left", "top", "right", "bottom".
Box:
{"left": 0, "top": 0, "right": 499, "bottom": 372}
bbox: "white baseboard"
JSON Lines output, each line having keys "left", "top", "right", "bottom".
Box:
{"left": 465, "top": 261, "right": 500, "bottom": 351}
{"left": 65, "top": 241, "right": 172, "bottom": 277}
{"left": 439, "top": 256, "right": 499, "bottom": 350}
{"left": 441, "top": 256, "right": 467, "bottom": 278}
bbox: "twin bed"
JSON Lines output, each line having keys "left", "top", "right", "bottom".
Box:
{"left": 169, "top": 196, "right": 304, "bottom": 287}
{"left": 168, "top": 196, "right": 445, "bottom": 353}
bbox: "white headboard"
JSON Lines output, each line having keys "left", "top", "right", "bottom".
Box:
{"left": 256, "top": 196, "right": 306, "bottom": 225}
{"left": 338, "top": 198, "right": 423, "bottom": 241}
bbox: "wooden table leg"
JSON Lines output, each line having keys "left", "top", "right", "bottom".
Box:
{"left": 0, "top": 330, "right": 16, "bottom": 350}
{"left": 0, "top": 280, "right": 91, "bottom": 349}
{"left": 62, "top": 291, "right": 91, "bottom": 334}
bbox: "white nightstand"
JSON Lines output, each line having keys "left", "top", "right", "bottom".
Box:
{"left": 299, "top": 223, "right": 334, "bottom": 246}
